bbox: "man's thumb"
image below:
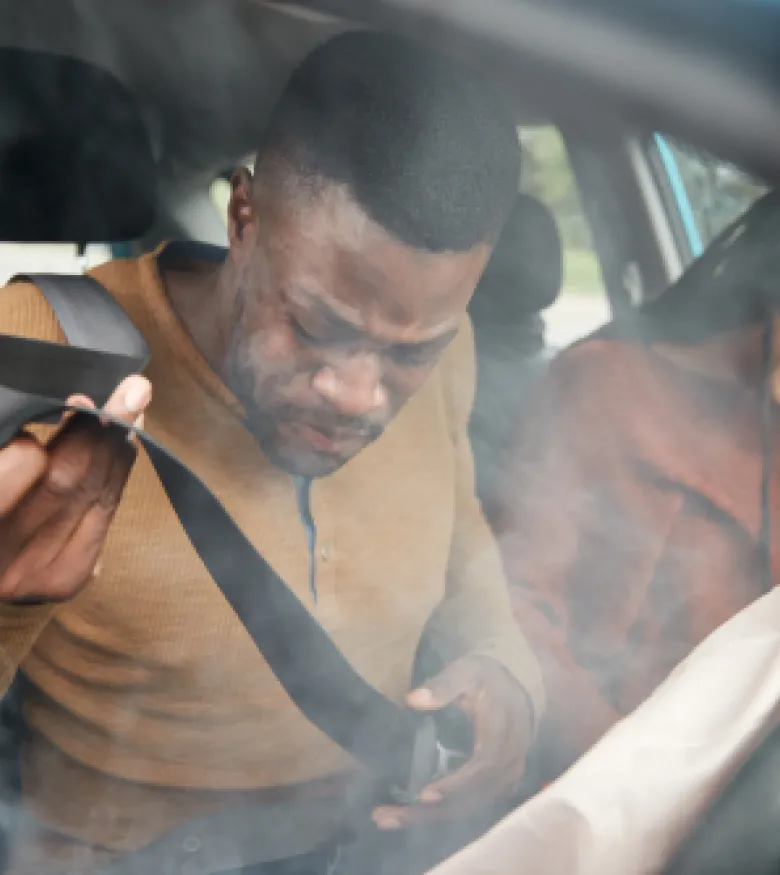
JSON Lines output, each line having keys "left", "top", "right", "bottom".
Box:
{"left": 406, "top": 658, "right": 473, "bottom": 711}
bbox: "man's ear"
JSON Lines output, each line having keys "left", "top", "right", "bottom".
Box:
{"left": 228, "top": 167, "right": 256, "bottom": 246}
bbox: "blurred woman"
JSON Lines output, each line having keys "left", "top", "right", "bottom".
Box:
{"left": 493, "top": 191, "right": 780, "bottom": 785}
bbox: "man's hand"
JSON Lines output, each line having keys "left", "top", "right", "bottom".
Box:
{"left": 0, "top": 374, "right": 151, "bottom": 603}
{"left": 373, "top": 655, "right": 533, "bottom": 830}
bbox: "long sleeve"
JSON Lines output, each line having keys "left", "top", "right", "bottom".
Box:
{"left": 493, "top": 342, "right": 680, "bottom": 780}
{"left": 0, "top": 280, "right": 64, "bottom": 696}
{"left": 424, "top": 318, "right": 545, "bottom": 725}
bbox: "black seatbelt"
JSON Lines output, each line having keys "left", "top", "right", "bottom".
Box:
{"left": 0, "top": 273, "right": 441, "bottom": 794}
{"left": 663, "top": 720, "right": 780, "bottom": 875}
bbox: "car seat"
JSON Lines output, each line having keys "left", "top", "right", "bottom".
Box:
{"left": 468, "top": 193, "right": 563, "bottom": 524}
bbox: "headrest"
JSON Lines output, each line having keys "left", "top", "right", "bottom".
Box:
{"left": 0, "top": 48, "right": 156, "bottom": 243}
{"left": 469, "top": 193, "right": 563, "bottom": 326}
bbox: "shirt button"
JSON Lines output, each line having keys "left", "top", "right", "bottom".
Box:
{"left": 320, "top": 545, "right": 331, "bottom": 562}
{"left": 182, "top": 835, "right": 202, "bottom": 854}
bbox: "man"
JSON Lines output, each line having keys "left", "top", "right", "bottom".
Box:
{"left": 0, "top": 30, "right": 542, "bottom": 875}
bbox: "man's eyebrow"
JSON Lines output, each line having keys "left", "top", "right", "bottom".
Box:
{"left": 293, "top": 287, "right": 460, "bottom": 350}
{"left": 392, "top": 327, "right": 459, "bottom": 355}
{"left": 306, "top": 295, "right": 364, "bottom": 339}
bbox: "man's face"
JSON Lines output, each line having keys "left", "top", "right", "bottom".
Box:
{"left": 224, "top": 168, "right": 491, "bottom": 478}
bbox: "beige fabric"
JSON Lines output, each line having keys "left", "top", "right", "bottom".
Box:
{"left": 429, "top": 585, "right": 780, "bottom": 875}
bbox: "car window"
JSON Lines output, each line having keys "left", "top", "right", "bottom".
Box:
{"left": 518, "top": 126, "right": 611, "bottom": 347}
{"left": 210, "top": 176, "right": 233, "bottom": 222}
{"left": 653, "top": 133, "right": 768, "bottom": 261}
{"left": 0, "top": 243, "right": 111, "bottom": 286}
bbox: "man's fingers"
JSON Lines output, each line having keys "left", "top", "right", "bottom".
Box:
{"left": 416, "top": 753, "right": 502, "bottom": 806}
{"left": 99, "top": 423, "right": 139, "bottom": 507}
{"left": 0, "top": 423, "right": 136, "bottom": 601}
{"left": 372, "top": 790, "right": 492, "bottom": 830}
{"left": 406, "top": 658, "right": 478, "bottom": 711}
{"left": 64, "top": 394, "right": 96, "bottom": 411}
{"left": 379, "top": 665, "right": 529, "bottom": 832}
{"left": 3, "top": 490, "right": 114, "bottom": 603}
{"left": 421, "top": 704, "right": 509, "bottom": 802}
{"left": 48, "top": 428, "right": 136, "bottom": 598}
{"left": 0, "top": 376, "right": 148, "bottom": 602}
{"left": 59, "top": 394, "right": 96, "bottom": 426}
{"left": 44, "top": 417, "right": 136, "bottom": 529}
{"left": 102, "top": 375, "right": 152, "bottom": 426}
{"left": 14, "top": 416, "right": 112, "bottom": 538}
{"left": 373, "top": 716, "right": 504, "bottom": 831}
{"left": 4, "top": 374, "right": 147, "bottom": 550}
{"left": 40, "top": 501, "right": 118, "bottom": 601}
{"left": 3, "top": 416, "right": 134, "bottom": 569}
{"left": 56, "top": 374, "right": 149, "bottom": 434}
{"left": 0, "top": 422, "right": 104, "bottom": 580}
{"left": 372, "top": 753, "right": 511, "bottom": 831}
{"left": 0, "top": 436, "right": 46, "bottom": 516}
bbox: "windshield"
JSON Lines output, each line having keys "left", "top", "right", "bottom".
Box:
{"left": 0, "top": 6, "right": 776, "bottom": 875}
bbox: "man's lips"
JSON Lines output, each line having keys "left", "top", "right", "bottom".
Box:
{"left": 280, "top": 420, "right": 371, "bottom": 453}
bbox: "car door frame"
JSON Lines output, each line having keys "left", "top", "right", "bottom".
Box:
{"left": 559, "top": 122, "right": 681, "bottom": 318}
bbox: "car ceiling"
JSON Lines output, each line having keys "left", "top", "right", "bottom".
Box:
{"left": 0, "top": 0, "right": 777, "bottom": 206}
{"left": 308, "top": 0, "right": 780, "bottom": 181}
{"left": 0, "top": 0, "right": 348, "bottom": 193}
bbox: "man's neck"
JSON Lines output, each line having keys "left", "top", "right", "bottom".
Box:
{"left": 162, "top": 256, "right": 233, "bottom": 381}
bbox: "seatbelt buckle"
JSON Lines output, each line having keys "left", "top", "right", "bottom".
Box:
{"left": 389, "top": 716, "right": 467, "bottom": 805}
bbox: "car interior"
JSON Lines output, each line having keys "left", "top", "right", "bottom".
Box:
{"left": 468, "top": 192, "right": 562, "bottom": 516}
{"left": 0, "top": 0, "right": 779, "bottom": 872}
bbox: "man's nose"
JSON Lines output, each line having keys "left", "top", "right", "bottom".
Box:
{"left": 312, "top": 353, "right": 387, "bottom": 417}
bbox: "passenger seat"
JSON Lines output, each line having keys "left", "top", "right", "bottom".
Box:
{"left": 468, "top": 194, "right": 563, "bottom": 524}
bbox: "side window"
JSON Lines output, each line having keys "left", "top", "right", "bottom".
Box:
{"left": 210, "top": 176, "right": 232, "bottom": 221}
{"left": 518, "top": 126, "right": 611, "bottom": 348}
{"left": 653, "top": 134, "right": 768, "bottom": 261}
{"left": 0, "top": 243, "right": 111, "bottom": 286}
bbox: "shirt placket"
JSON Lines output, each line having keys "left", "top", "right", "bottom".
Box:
{"left": 293, "top": 477, "right": 336, "bottom": 610}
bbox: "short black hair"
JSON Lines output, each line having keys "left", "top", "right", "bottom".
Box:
{"left": 257, "top": 30, "right": 520, "bottom": 253}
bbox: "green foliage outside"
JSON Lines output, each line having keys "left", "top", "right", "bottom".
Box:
{"left": 563, "top": 247, "right": 604, "bottom": 297}
{"left": 517, "top": 128, "right": 767, "bottom": 297}
{"left": 519, "top": 126, "right": 604, "bottom": 296}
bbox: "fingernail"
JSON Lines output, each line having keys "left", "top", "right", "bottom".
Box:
{"left": 407, "top": 688, "right": 434, "bottom": 708}
{"left": 92, "top": 560, "right": 102, "bottom": 578}
{"left": 419, "top": 789, "right": 442, "bottom": 804}
{"left": 126, "top": 413, "right": 144, "bottom": 444}
{"left": 65, "top": 394, "right": 94, "bottom": 411}
{"left": 124, "top": 380, "right": 151, "bottom": 414}
{"left": 375, "top": 817, "right": 401, "bottom": 831}
{"left": 313, "top": 367, "right": 338, "bottom": 396}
